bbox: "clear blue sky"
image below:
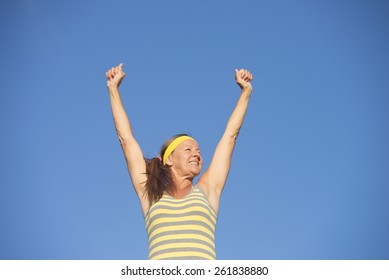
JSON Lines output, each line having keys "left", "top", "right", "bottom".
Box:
{"left": 1, "top": 0, "right": 388, "bottom": 260}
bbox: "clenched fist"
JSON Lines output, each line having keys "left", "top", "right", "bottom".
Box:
{"left": 235, "top": 69, "right": 253, "bottom": 91}
{"left": 106, "top": 63, "right": 126, "bottom": 89}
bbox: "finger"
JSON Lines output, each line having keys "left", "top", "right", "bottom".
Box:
{"left": 235, "top": 69, "right": 242, "bottom": 80}
{"left": 245, "top": 70, "right": 250, "bottom": 80}
{"left": 243, "top": 70, "right": 251, "bottom": 81}
{"left": 107, "top": 70, "right": 112, "bottom": 80}
{"left": 116, "top": 67, "right": 124, "bottom": 76}
{"left": 242, "top": 69, "right": 248, "bottom": 79}
{"left": 119, "top": 63, "right": 125, "bottom": 76}
{"left": 240, "top": 69, "right": 245, "bottom": 77}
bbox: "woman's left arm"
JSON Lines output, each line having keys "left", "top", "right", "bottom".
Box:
{"left": 198, "top": 69, "right": 253, "bottom": 214}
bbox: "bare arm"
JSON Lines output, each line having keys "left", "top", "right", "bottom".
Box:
{"left": 106, "top": 64, "right": 149, "bottom": 215}
{"left": 198, "top": 69, "right": 253, "bottom": 214}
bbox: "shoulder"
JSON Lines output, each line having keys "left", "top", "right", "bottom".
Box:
{"left": 195, "top": 180, "right": 221, "bottom": 215}
{"left": 197, "top": 176, "right": 210, "bottom": 196}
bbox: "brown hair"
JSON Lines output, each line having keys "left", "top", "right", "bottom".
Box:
{"left": 144, "top": 133, "right": 190, "bottom": 205}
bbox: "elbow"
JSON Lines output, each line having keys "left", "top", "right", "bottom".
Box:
{"left": 232, "top": 131, "right": 240, "bottom": 142}
{"left": 225, "top": 127, "right": 241, "bottom": 143}
{"left": 221, "top": 130, "right": 240, "bottom": 148}
{"left": 117, "top": 130, "right": 133, "bottom": 147}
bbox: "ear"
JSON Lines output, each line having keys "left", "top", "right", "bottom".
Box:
{"left": 165, "top": 155, "right": 173, "bottom": 166}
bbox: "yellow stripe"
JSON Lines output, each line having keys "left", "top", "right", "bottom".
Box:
{"left": 145, "top": 196, "right": 208, "bottom": 219}
{"left": 154, "top": 194, "right": 209, "bottom": 207}
{"left": 149, "top": 224, "right": 214, "bottom": 241}
{"left": 149, "top": 233, "right": 215, "bottom": 249}
{"left": 151, "top": 251, "right": 215, "bottom": 260}
{"left": 145, "top": 190, "right": 217, "bottom": 221}
{"left": 146, "top": 205, "right": 216, "bottom": 227}
{"left": 147, "top": 214, "right": 216, "bottom": 233}
{"left": 147, "top": 215, "right": 215, "bottom": 235}
{"left": 163, "top": 191, "right": 203, "bottom": 201}
{"left": 146, "top": 210, "right": 216, "bottom": 231}
{"left": 148, "top": 205, "right": 214, "bottom": 217}
{"left": 146, "top": 199, "right": 217, "bottom": 222}
{"left": 149, "top": 242, "right": 215, "bottom": 257}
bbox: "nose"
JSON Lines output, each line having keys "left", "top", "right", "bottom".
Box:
{"left": 193, "top": 150, "right": 201, "bottom": 159}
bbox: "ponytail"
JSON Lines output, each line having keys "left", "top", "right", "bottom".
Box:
{"left": 144, "top": 157, "right": 175, "bottom": 205}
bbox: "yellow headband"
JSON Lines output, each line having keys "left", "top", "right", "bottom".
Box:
{"left": 162, "top": 136, "right": 194, "bottom": 165}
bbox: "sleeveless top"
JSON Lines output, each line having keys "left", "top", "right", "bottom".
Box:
{"left": 144, "top": 184, "right": 217, "bottom": 260}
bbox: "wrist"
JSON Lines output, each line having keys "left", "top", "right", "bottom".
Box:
{"left": 107, "top": 84, "right": 120, "bottom": 93}
{"left": 241, "top": 87, "right": 252, "bottom": 97}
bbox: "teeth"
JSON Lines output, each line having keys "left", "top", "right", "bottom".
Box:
{"left": 190, "top": 162, "right": 198, "bottom": 165}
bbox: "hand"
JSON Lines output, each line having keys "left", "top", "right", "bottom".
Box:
{"left": 106, "top": 63, "right": 126, "bottom": 89}
{"left": 235, "top": 68, "right": 253, "bottom": 91}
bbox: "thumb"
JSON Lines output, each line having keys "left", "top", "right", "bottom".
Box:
{"left": 118, "top": 63, "right": 126, "bottom": 76}
{"left": 235, "top": 69, "right": 239, "bottom": 77}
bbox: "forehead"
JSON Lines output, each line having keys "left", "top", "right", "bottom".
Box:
{"left": 178, "top": 139, "right": 199, "bottom": 148}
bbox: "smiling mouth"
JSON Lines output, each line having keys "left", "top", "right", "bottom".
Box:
{"left": 189, "top": 162, "right": 199, "bottom": 165}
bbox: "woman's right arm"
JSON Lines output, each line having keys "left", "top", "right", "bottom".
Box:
{"left": 106, "top": 64, "right": 149, "bottom": 214}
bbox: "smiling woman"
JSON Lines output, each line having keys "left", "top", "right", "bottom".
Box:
{"left": 144, "top": 134, "right": 201, "bottom": 206}
{"left": 106, "top": 63, "right": 253, "bottom": 260}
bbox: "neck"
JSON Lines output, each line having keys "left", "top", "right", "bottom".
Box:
{"left": 172, "top": 175, "right": 193, "bottom": 199}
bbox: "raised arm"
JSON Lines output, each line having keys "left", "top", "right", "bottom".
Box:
{"left": 198, "top": 69, "right": 253, "bottom": 214}
{"left": 106, "top": 64, "right": 149, "bottom": 214}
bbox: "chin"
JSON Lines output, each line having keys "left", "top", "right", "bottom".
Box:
{"left": 187, "top": 164, "right": 201, "bottom": 177}
{"left": 193, "top": 169, "right": 201, "bottom": 177}
{"left": 189, "top": 169, "right": 201, "bottom": 178}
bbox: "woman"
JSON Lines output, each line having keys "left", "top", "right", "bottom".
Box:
{"left": 106, "top": 63, "right": 253, "bottom": 260}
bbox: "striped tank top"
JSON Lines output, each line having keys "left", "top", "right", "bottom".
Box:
{"left": 144, "top": 184, "right": 217, "bottom": 260}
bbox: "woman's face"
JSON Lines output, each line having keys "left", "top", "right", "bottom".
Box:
{"left": 169, "top": 139, "right": 202, "bottom": 178}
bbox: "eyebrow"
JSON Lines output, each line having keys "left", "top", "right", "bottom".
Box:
{"left": 183, "top": 145, "right": 200, "bottom": 150}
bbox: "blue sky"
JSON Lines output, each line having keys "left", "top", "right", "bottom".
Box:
{"left": 1, "top": 0, "right": 388, "bottom": 260}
